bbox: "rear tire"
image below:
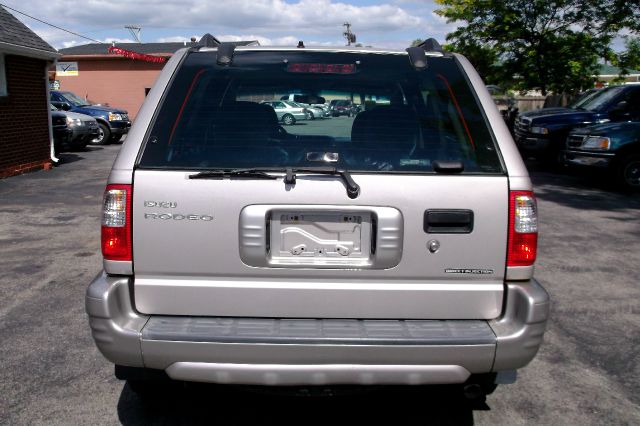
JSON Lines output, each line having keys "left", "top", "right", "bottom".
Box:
{"left": 282, "top": 114, "right": 295, "bottom": 125}
{"left": 91, "top": 123, "right": 111, "bottom": 145}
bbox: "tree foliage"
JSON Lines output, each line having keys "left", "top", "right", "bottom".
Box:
{"left": 435, "top": 0, "right": 640, "bottom": 94}
{"left": 610, "top": 37, "right": 640, "bottom": 81}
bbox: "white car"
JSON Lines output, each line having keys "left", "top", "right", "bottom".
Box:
{"left": 260, "top": 100, "right": 308, "bottom": 125}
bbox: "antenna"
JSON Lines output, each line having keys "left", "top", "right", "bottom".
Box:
{"left": 125, "top": 25, "right": 142, "bottom": 43}
{"left": 343, "top": 22, "right": 356, "bottom": 46}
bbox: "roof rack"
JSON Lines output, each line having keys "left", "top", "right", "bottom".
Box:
{"left": 198, "top": 33, "right": 220, "bottom": 48}
{"left": 188, "top": 33, "right": 221, "bottom": 54}
{"left": 416, "top": 38, "right": 444, "bottom": 54}
{"left": 216, "top": 43, "right": 236, "bottom": 65}
{"left": 406, "top": 37, "right": 446, "bottom": 70}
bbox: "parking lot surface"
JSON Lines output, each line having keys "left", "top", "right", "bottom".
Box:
{"left": 1, "top": 143, "right": 639, "bottom": 425}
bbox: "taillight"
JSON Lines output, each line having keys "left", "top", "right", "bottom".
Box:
{"left": 101, "top": 184, "right": 132, "bottom": 261}
{"left": 507, "top": 191, "right": 538, "bottom": 267}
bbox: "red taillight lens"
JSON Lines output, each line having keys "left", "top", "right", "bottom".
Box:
{"left": 101, "top": 184, "right": 132, "bottom": 261}
{"left": 507, "top": 191, "right": 538, "bottom": 267}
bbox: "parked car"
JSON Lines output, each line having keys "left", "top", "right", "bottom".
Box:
{"left": 514, "top": 84, "right": 640, "bottom": 164}
{"left": 50, "top": 90, "right": 131, "bottom": 144}
{"left": 87, "top": 41, "right": 548, "bottom": 399}
{"left": 313, "top": 103, "right": 332, "bottom": 117}
{"left": 51, "top": 107, "right": 69, "bottom": 152}
{"left": 280, "top": 94, "right": 329, "bottom": 118}
{"left": 565, "top": 121, "right": 640, "bottom": 190}
{"left": 293, "top": 101, "right": 324, "bottom": 119}
{"left": 329, "top": 99, "right": 356, "bottom": 116}
{"left": 50, "top": 104, "right": 99, "bottom": 151}
{"left": 261, "top": 100, "right": 308, "bottom": 125}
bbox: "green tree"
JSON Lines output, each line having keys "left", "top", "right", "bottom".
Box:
{"left": 610, "top": 37, "right": 640, "bottom": 81}
{"left": 435, "top": 0, "right": 639, "bottom": 94}
{"left": 443, "top": 39, "right": 502, "bottom": 86}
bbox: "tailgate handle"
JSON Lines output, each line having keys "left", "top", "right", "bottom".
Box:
{"left": 424, "top": 210, "right": 474, "bottom": 234}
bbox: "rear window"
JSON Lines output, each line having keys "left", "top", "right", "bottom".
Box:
{"left": 139, "top": 50, "right": 503, "bottom": 174}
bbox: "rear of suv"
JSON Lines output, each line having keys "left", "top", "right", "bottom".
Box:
{"left": 87, "top": 40, "right": 549, "bottom": 397}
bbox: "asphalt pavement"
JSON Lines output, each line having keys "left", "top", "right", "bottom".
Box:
{"left": 0, "top": 143, "right": 638, "bottom": 425}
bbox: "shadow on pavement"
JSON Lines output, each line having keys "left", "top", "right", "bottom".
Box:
{"left": 55, "top": 153, "right": 85, "bottom": 165}
{"left": 525, "top": 161, "right": 640, "bottom": 211}
{"left": 117, "top": 383, "right": 482, "bottom": 425}
{"left": 55, "top": 146, "right": 106, "bottom": 165}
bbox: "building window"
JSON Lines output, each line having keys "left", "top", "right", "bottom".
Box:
{"left": 0, "top": 54, "right": 7, "bottom": 97}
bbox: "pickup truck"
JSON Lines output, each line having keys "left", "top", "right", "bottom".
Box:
{"left": 50, "top": 90, "right": 131, "bottom": 144}
{"left": 565, "top": 121, "right": 640, "bottom": 190}
{"left": 514, "top": 85, "right": 640, "bottom": 164}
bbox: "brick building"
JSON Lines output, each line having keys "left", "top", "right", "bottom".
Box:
{"left": 56, "top": 37, "right": 257, "bottom": 119}
{"left": 0, "top": 6, "right": 60, "bottom": 178}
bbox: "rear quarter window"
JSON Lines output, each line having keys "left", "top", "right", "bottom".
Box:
{"left": 139, "top": 50, "right": 504, "bottom": 174}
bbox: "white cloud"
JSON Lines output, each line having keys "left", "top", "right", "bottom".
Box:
{"left": 6, "top": 0, "right": 461, "bottom": 49}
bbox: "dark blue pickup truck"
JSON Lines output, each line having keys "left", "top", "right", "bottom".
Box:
{"left": 565, "top": 121, "right": 640, "bottom": 190}
{"left": 514, "top": 85, "right": 640, "bottom": 164}
{"left": 50, "top": 91, "right": 131, "bottom": 144}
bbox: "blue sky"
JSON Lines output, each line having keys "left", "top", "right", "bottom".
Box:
{"left": 2, "top": 0, "right": 457, "bottom": 50}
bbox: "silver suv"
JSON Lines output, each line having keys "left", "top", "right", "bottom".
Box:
{"left": 87, "top": 40, "right": 549, "bottom": 397}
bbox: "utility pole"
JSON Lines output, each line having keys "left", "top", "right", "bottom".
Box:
{"left": 125, "top": 25, "right": 142, "bottom": 43}
{"left": 343, "top": 23, "right": 356, "bottom": 46}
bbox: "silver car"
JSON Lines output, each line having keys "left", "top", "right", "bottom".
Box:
{"left": 261, "top": 100, "right": 308, "bottom": 125}
{"left": 87, "top": 41, "right": 549, "bottom": 398}
{"left": 294, "top": 102, "right": 324, "bottom": 119}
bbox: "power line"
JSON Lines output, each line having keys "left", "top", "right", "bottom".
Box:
{"left": 0, "top": 3, "right": 104, "bottom": 44}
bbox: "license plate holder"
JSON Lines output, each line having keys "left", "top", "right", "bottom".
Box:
{"left": 269, "top": 210, "right": 372, "bottom": 267}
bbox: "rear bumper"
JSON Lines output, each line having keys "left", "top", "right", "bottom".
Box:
{"left": 86, "top": 272, "right": 549, "bottom": 385}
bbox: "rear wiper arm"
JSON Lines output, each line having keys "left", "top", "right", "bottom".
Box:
{"left": 286, "top": 167, "right": 360, "bottom": 199}
{"left": 189, "top": 169, "right": 278, "bottom": 180}
{"left": 189, "top": 167, "right": 360, "bottom": 199}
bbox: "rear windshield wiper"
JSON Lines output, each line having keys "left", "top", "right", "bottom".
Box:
{"left": 188, "top": 169, "right": 278, "bottom": 180}
{"left": 188, "top": 167, "right": 360, "bottom": 199}
{"left": 285, "top": 167, "right": 360, "bottom": 199}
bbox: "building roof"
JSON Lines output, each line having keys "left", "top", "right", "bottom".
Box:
{"left": 0, "top": 6, "right": 57, "bottom": 55}
{"left": 59, "top": 39, "right": 258, "bottom": 56}
{"left": 598, "top": 63, "right": 640, "bottom": 76}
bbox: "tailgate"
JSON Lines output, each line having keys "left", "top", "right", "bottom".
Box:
{"left": 132, "top": 170, "right": 508, "bottom": 319}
